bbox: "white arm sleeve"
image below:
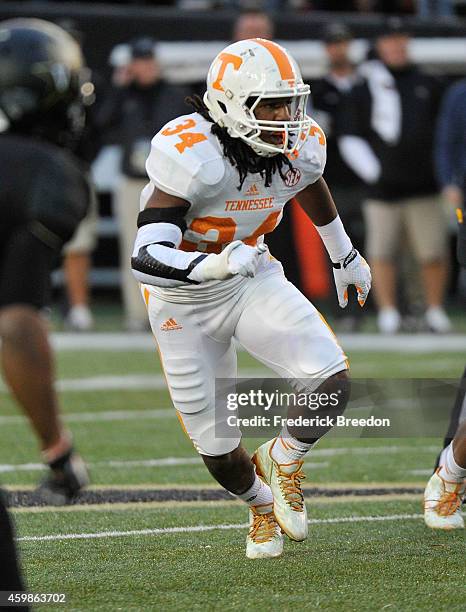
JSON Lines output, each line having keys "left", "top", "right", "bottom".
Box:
{"left": 314, "top": 215, "right": 353, "bottom": 262}
{"left": 131, "top": 222, "right": 209, "bottom": 288}
{"left": 338, "top": 136, "right": 381, "bottom": 184}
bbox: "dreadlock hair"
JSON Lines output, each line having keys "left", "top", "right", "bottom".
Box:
{"left": 186, "top": 94, "right": 293, "bottom": 190}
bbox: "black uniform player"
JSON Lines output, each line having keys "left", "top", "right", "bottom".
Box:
{"left": 435, "top": 199, "right": 466, "bottom": 466}
{"left": 0, "top": 18, "right": 92, "bottom": 594}
{"left": 310, "top": 23, "right": 366, "bottom": 328}
{"left": 423, "top": 200, "right": 466, "bottom": 529}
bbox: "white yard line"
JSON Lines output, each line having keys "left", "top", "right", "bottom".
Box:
{"left": 0, "top": 408, "right": 174, "bottom": 425}
{"left": 0, "top": 457, "right": 328, "bottom": 473}
{"left": 52, "top": 368, "right": 270, "bottom": 391}
{"left": 17, "top": 513, "right": 427, "bottom": 542}
{"left": 408, "top": 469, "right": 433, "bottom": 476}
{"left": 0, "top": 456, "right": 201, "bottom": 473}
{"left": 51, "top": 333, "right": 155, "bottom": 351}
{"left": 49, "top": 332, "right": 466, "bottom": 353}
{"left": 0, "top": 369, "right": 271, "bottom": 394}
{"left": 56, "top": 375, "right": 167, "bottom": 392}
{"left": 0, "top": 445, "right": 439, "bottom": 473}
{"left": 338, "top": 334, "right": 466, "bottom": 353}
{"left": 309, "top": 445, "right": 440, "bottom": 457}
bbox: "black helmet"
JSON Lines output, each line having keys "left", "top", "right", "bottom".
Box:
{"left": 0, "top": 18, "right": 92, "bottom": 146}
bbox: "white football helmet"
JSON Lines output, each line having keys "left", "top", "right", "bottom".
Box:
{"left": 204, "top": 38, "right": 311, "bottom": 158}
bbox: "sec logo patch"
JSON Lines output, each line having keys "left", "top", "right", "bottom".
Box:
{"left": 283, "top": 168, "right": 301, "bottom": 187}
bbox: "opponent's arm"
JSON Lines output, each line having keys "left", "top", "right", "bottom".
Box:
{"left": 131, "top": 188, "right": 263, "bottom": 287}
{"left": 296, "top": 177, "right": 371, "bottom": 308}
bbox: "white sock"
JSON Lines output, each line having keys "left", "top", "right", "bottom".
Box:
{"left": 438, "top": 442, "right": 466, "bottom": 483}
{"left": 236, "top": 474, "right": 273, "bottom": 509}
{"left": 271, "top": 426, "right": 316, "bottom": 464}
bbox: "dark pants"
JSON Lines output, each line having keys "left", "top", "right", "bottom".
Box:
{"left": 0, "top": 491, "right": 28, "bottom": 610}
{"left": 435, "top": 366, "right": 466, "bottom": 469}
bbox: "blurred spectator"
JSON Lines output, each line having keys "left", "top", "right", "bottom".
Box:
{"left": 190, "top": 9, "right": 274, "bottom": 101}
{"left": 417, "top": 0, "right": 455, "bottom": 17}
{"left": 435, "top": 78, "right": 466, "bottom": 210}
{"left": 310, "top": 23, "right": 366, "bottom": 330}
{"left": 435, "top": 77, "right": 466, "bottom": 287}
{"left": 109, "top": 43, "right": 133, "bottom": 87}
{"left": 96, "top": 37, "right": 189, "bottom": 331}
{"left": 338, "top": 19, "right": 451, "bottom": 333}
{"left": 62, "top": 193, "right": 98, "bottom": 331}
{"left": 232, "top": 8, "right": 275, "bottom": 41}
{"left": 57, "top": 19, "right": 101, "bottom": 331}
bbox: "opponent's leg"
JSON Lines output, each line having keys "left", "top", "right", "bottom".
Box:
{"left": 0, "top": 229, "right": 89, "bottom": 504}
{"left": 435, "top": 366, "right": 466, "bottom": 469}
{"left": 424, "top": 421, "right": 466, "bottom": 530}
{"left": 0, "top": 305, "right": 63, "bottom": 449}
{"left": 451, "top": 425, "right": 466, "bottom": 467}
{"left": 235, "top": 266, "right": 349, "bottom": 541}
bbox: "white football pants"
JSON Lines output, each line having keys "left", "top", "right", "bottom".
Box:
{"left": 143, "top": 256, "right": 347, "bottom": 456}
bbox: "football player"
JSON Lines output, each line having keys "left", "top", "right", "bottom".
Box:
{"left": 0, "top": 493, "right": 26, "bottom": 606}
{"left": 424, "top": 203, "right": 466, "bottom": 529}
{"left": 0, "top": 19, "right": 91, "bottom": 505}
{"left": 132, "top": 39, "right": 371, "bottom": 558}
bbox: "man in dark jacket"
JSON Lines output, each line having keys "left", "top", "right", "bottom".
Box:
{"left": 339, "top": 19, "right": 450, "bottom": 334}
{"left": 310, "top": 23, "right": 366, "bottom": 328}
{"left": 435, "top": 77, "right": 466, "bottom": 223}
{"left": 96, "top": 37, "right": 190, "bottom": 330}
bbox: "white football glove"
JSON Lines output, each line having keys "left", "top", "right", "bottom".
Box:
{"left": 188, "top": 241, "right": 266, "bottom": 283}
{"left": 332, "top": 248, "right": 372, "bottom": 308}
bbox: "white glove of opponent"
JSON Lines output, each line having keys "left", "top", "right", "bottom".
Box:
{"left": 332, "top": 248, "right": 372, "bottom": 308}
{"left": 188, "top": 241, "right": 267, "bottom": 283}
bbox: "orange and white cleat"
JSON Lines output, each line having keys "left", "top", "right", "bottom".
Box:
{"left": 424, "top": 469, "right": 465, "bottom": 530}
{"left": 246, "top": 503, "right": 283, "bottom": 559}
{"left": 252, "top": 439, "right": 308, "bottom": 541}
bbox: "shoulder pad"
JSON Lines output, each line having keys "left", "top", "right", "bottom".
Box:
{"left": 146, "top": 113, "right": 225, "bottom": 202}
{"left": 292, "top": 119, "right": 327, "bottom": 185}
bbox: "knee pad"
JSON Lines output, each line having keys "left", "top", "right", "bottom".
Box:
{"left": 163, "top": 357, "right": 241, "bottom": 456}
{"left": 196, "top": 421, "right": 241, "bottom": 457}
{"left": 176, "top": 409, "right": 241, "bottom": 457}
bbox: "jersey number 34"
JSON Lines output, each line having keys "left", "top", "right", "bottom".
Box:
{"left": 161, "top": 118, "right": 207, "bottom": 154}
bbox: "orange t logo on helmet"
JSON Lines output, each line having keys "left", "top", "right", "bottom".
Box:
{"left": 211, "top": 52, "right": 243, "bottom": 92}
{"left": 205, "top": 39, "right": 311, "bottom": 157}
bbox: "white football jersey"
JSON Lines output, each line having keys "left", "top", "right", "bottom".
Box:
{"left": 141, "top": 112, "right": 326, "bottom": 255}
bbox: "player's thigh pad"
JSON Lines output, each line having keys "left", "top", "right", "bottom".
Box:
{"left": 144, "top": 289, "right": 241, "bottom": 456}
{"left": 235, "top": 267, "right": 348, "bottom": 394}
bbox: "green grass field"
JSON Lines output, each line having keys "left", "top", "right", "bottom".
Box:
{"left": 1, "top": 344, "right": 465, "bottom": 610}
